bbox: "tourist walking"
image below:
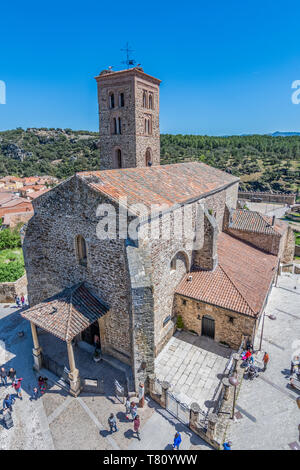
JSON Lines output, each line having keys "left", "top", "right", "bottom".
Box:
{"left": 15, "top": 296, "right": 21, "bottom": 308}
{"left": 8, "top": 367, "right": 16, "bottom": 384}
{"left": 133, "top": 415, "right": 141, "bottom": 440}
{"left": 21, "top": 295, "right": 25, "bottom": 307}
{"left": 30, "top": 387, "right": 39, "bottom": 401}
{"left": 262, "top": 352, "right": 269, "bottom": 371}
{"left": 3, "top": 394, "right": 15, "bottom": 412}
{"left": 223, "top": 440, "right": 232, "bottom": 450}
{"left": 12, "top": 377, "right": 23, "bottom": 398}
{"left": 130, "top": 402, "right": 137, "bottom": 421}
{"left": 125, "top": 396, "right": 131, "bottom": 420}
{"left": 108, "top": 413, "right": 118, "bottom": 433}
{"left": 290, "top": 355, "right": 299, "bottom": 375}
{"left": 0, "top": 367, "right": 8, "bottom": 386}
{"left": 173, "top": 432, "right": 182, "bottom": 450}
{"left": 38, "top": 376, "right": 48, "bottom": 395}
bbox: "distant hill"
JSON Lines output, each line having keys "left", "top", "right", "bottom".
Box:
{"left": 272, "top": 131, "right": 300, "bottom": 137}
{"left": 0, "top": 128, "right": 299, "bottom": 193}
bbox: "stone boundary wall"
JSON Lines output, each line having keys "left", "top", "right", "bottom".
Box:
{"left": 238, "top": 191, "right": 295, "bottom": 205}
{"left": 0, "top": 273, "right": 27, "bottom": 302}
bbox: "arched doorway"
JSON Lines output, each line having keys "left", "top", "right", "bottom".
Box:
{"left": 113, "top": 148, "right": 122, "bottom": 168}
{"left": 145, "top": 148, "right": 152, "bottom": 166}
{"left": 201, "top": 315, "right": 215, "bottom": 339}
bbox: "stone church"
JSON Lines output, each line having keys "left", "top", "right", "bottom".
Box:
{"left": 21, "top": 67, "right": 294, "bottom": 395}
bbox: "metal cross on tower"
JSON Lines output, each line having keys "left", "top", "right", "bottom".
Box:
{"left": 121, "top": 42, "right": 136, "bottom": 69}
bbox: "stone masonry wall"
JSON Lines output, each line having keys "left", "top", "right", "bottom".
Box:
{"left": 226, "top": 227, "right": 281, "bottom": 255}
{"left": 23, "top": 176, "right": 133, "bottom": 364}
{"left": 174, "top": 294, "right": 256, "bottom": 350}
{"left": 96, "top": 70, "right": 160, "bottom": 170}
{"left": 145, "top": 182, "right": 239, "bottom": 355}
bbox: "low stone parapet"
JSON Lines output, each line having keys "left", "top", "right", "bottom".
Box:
{"left": 0, "top": 273, "right": 27, "bottom": 303}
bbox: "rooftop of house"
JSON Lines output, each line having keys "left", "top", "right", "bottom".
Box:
{"left": 175, "top": 232, "right": 278, "bottom": 317}
{"left": 229, "top": 208, "right": 287, "bottom": 236}
{"left": 20, "top": 283, "right": 108, "bottom": 342}
{"left": 78, "top": 162, "right": 239, "bottom": 216}
{"left": 0, "top": 196, "right": 32, "bottom": 208}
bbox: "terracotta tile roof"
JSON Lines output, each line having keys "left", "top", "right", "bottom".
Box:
{"left": 175, "top": 232, "right": 278, "bottom": 317}
{"left": 229, "top": 209, "right": 284, "bottom": 236}
{"left": 21, "top": 284, "right": 108, "bottom": 342}
{"left": 78, "top": 163, "right": 239, "bottom": 216}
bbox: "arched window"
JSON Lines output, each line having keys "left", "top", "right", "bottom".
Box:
{"left": 149, "top": 93, "right": 153, "bottom": 110}
{"left": 143, "top": 91, "right": 147, "bottom": 108}
{"left": 116, "top": 149, "right": 122, "bottom": 168}
{"left": 113, "top": 118, "right": 117, "bottom": 134}
{"left": 145, "top": 148, "right": 152, "bottom": 166}
{"left": 144, "top": 118, "right": 147, "bottom": 134}
{"left": 119, "top": 93, "right": 124, "bottom": 107}
{"left": 109, "top": 93, "right": 115, "bottom": 109}
{"left": 118, "top": 117, "right": 122, "bottom": 134}
{"left": 76, "top": 235, "right": 87, "bottom": 266}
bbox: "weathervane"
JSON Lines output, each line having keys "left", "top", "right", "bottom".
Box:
{"left": 121, "top": 42, "right": 138, "bottom": 69}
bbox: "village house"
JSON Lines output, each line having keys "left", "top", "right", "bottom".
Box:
{"left": 21, "top": 67, "right": 294, "bottom": 396}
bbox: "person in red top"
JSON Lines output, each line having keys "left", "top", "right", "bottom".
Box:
{"left": 263, "top": 352, "right": 269, "bottom": 371}
{"left": 133, "top": 415, "right": 141, "bottom": 440}
{"left": 12, "top": 378, "right": 23, "bottom": 399}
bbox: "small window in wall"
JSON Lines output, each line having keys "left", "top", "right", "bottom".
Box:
{"left": 145, "top": 148, "right": 152, "bottom": 166}
{"left": 76, "top": 235, "right": 87, "bottom": 266}
{"left": 116, "top": 149, "right": 122, "bottom": 168}
{"left": 143, "top": 90, "right": 147, "bottom": 108}
{"left": 163, "top": 315, "right": 171, "bottom": 327}
{"left": 149, "top": 93, "right": 153, "bottom": 110}
{"left": 113, "top": 118, "right": 117, "bottom": 134}
{"left": 228, "top": 316, "right": 234, "bottom": 324}
{"left": 118, "top": 117, "right": 122, "bottom": 134}
{"left": 119, "top": 92, "right": 124, "bottom": 107}
{"left": 109, "top": 93, "right": 115, "bottom": 109}
{"left": 182, "top": 299, "right": 187, "bottom": 306}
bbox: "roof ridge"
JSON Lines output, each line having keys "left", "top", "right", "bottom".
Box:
{"left": 219, "top": 263, "right": 256, "bottom": 315}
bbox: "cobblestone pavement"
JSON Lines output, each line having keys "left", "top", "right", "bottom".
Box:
{"left": 155, "top": 331, "right": 232, "bottom": 412}
{"left": 226, "top": 273, "right": 300, "bottom": 450}
{"left": 0, "top": 304, "right": 209, "bottom": 450}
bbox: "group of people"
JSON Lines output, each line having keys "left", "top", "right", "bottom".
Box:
{"left": 15, "top": 295, "right": 26, "bottom": 308}
{"left": 241, "top": 343, "right": 270, "bottom": 373}
{"left": 1, "top": 367, "right": 22, "bottom": 399}
{"left": 108, "top": 397, "right": 183, "bottom": 449}
{"left": 31, "top": 376, "right": 48, "bottom": 400}
{"left": 1, "top": 366, "right": 22, "bottom": 418}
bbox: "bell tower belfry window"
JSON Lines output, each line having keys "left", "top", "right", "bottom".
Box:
{"left": 95, "top": 67, "right": 161, "bottom": 170}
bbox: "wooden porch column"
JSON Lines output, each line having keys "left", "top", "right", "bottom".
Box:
{"left": 67, "top": 341, "right": 81, "bottom": 397}
{"left": 30, "top": 322, "right": 43, "bottom": 371}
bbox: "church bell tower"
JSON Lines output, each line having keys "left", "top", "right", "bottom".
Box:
{"left": 95, "top": 67, "right": 161, "bottom": 170}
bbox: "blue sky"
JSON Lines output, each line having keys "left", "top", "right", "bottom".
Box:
{"left": 1, "top": 0, "right": 300, "bottom": 135}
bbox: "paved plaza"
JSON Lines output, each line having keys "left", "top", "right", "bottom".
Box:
{"left": 0, "top": 304, "right": 208, "bottom": 450}
{"left": 227, "top": 273, "right": 300, "bottom": 450}
{"left": 155, "top": 331, "right": 232, "bottom": 412}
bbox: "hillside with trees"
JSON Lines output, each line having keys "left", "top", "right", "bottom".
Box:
{"left": 0, "top": 128, "right": 299, "bottom": 193}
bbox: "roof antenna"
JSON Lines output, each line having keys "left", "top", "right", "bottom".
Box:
{"left": 121, "top": 42, "right": 137, "bottom": 69}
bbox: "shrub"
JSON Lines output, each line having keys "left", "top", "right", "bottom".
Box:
{"left": 0, "top": 261, "right": 25, "bottom": 282}
{"left": 0, "top": 228, "right": 22, "bottom": 250}
{"left": 176, "top": 315, "right": 184, "bottom": 329}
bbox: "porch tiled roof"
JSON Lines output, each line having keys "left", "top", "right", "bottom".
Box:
{"left": 21, "top": 283, "right": 108, "bottom": 342}
{"left": 175, "top": 232, "right": 278, "bottom": 317}
{"left": 78, "top": 162, "right": 239, "bottom": 216}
